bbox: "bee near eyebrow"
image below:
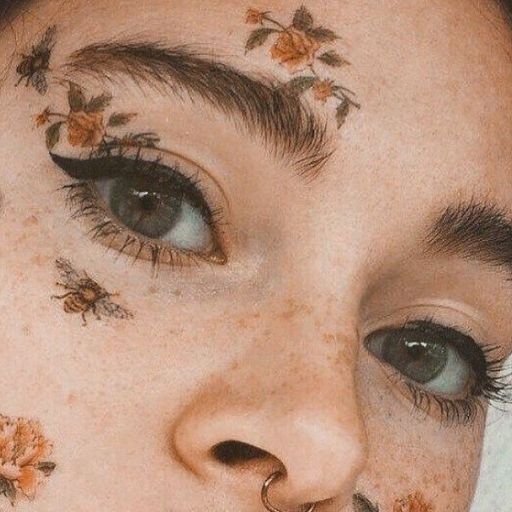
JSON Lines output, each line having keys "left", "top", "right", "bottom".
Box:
{"left": 51, "top": 257, "right": 133, "bottom": 326}
{"left": 15, "top": 25, "right": 56, "bottom": 95}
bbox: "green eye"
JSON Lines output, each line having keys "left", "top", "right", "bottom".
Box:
{"left": 365, "top": 322, "right": 472, "bottom": 397}
{"left": 96, "top": 167, "right": 214, "bottom": 253}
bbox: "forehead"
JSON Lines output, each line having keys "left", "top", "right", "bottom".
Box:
{"left": 4, "top": 0, "right": 512, "bottom": 197}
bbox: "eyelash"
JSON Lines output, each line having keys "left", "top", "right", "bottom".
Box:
{"left": 386, "top": 318, "right": 512, "bottom": 426}
{"left": 57, "top": 154, "right": 226, "bottom": 272}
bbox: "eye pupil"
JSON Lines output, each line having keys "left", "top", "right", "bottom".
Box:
{"left": 110, "top": 174, "right": 182, "bottom": 239}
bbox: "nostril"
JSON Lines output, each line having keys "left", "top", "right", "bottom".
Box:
{"left": 211, "top": 440, "right": 270, "bottom": 465}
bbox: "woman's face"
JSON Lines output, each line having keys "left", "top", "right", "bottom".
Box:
{"left": 1, "top": 0, "right": 511, "bottom": 511}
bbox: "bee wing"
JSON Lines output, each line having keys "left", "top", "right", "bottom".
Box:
{"left": 95, "top": 297, "right": 133, "bottom": 320}
{"left": 55, "top": 258, "right": 87, "bottom": 286}
{"left": 35, "top": 25, "right": 57, "bottom": 52}
{"left": 30, "top": 70, "right": 48, "bottom": 95}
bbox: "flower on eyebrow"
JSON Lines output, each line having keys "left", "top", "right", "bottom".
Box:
{"left": 0, "top": 414, "right": 56, "bottom": 505}
{"left": 35, "top": 81, "right": 156, "bottom": 156}
{"left": 34, "top": 107, "right": 52, "bottom": 127}
{"left": 393, "top": 491, "right": 434, "bottom": 512}
{"left": 245, "top": 8, "right": 267, "bottom": 24}
{"left": 270, "top": 28, "right": 321, "bottom": 73}
{"left": 243, "top": 5, "right": 360, "bottom": 128}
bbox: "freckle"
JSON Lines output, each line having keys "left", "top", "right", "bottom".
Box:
{"left": 30, "top": 253, "right": 47, "bottom": 267}
{"left": 66, "top": 393, "right": 77, "bottom": 406}
{"left": 323, "top": 333, "right": 336, "bottom": 344}
{"left": 237, "top": 318, "right": 248, "bottom": 329}
{"left": 173, "top": 289, "right": 182, "bottom": 297}
{"left": 23, "top": 214, "right": 39, "bottom": 227}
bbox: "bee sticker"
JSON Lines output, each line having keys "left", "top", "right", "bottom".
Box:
{"left": 16, "top": 25, "right": 57, "bottom": 95}
{"left": 52, "top": 258, "right": 133, "bottom": 325}
{"left": 353, "top": 494, "right": 379, "bottom": 512}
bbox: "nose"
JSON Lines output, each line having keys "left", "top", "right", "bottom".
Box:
{"left": 171, "top": 312, "right": 367, "bottom": 509}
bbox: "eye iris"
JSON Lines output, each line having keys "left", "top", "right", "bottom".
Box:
{"left": 110, "top": 173, "right": 183, "bottom": 239}
{"left": 382, "top": 331, "right": 448, "bottom": 384}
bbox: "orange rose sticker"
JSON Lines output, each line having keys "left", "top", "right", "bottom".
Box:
{"left": 246, "top": 8, "right": 266, "bottom": 25}
{"left": 67, "top": 110, "right": 106, "bottom": 147}
{"left": 0, "top": 415, "right": 56, "bottom": 504}
{"left": 270, "top": 28, "right": 320, "bottom": 73}
{"left": 37, "top": 81, "right": 143, "bottom": 154}
{"left": 313, "top": 79, "right": 335, "bottom": 103}
{"left": 243, "top": 5, "right": 360, "bottom": 128}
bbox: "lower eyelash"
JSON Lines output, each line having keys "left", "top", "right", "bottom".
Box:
{"left": 58, "top": 181, "right": 218, "bottom": 272}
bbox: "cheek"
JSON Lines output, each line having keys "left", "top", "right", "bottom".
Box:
{"left": 356, "top": 352, "right": 485, "bottom": 511}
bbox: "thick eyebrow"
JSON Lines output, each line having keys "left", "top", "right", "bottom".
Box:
{"left": 425, "top": 200, "right": 512, "bottom": 280}
{"left": 63, "top": 40, "right": 332, "bottom": 180}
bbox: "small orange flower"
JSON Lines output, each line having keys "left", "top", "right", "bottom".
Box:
{"left": 270, "top": 27, "right": 321, "bottom": 73}
{"left": 0, "top": 415, "right": 55, "bottom": 503}
{"left": 67, "top": 110, "right": 106, "bottom": 147}
{"left": 393, "top": 491, "right": 434, "bottom": 512}
{"left": 35, "top": 107, "right": 51, "bottom": 127}
{"left": 313, "top": 79, "right": 335, "bottom": 103}
{"left": 246, "top": 8, "right": 266, "bottom": 24}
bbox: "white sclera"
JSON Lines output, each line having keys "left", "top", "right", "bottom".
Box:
{"left": 161, "top": 200, "right": 212, "bottom": 252}
{"left": 422, "top": 345, "right": 471, "bottom": 396}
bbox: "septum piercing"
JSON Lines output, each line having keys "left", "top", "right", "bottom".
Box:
{"left": 261, "top": 472, "right": 316, "bottom": 512}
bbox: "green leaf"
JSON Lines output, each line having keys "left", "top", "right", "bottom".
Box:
{"left": 86, "top": 93, "right": 113, "bottom": 113}
{"left": 317, "top": 50, "right": 349, "bottom": 67}
{"left": 108, "top": 112, "right": 137, "bottom": 127}
{"left": 0, "top": 476, "right": 16, "bottom": 505}
{"left": 245, "top": 28, "right": 276, "bottom": 52}
{"left": 336, "top": 100, "right": 350, "bottom": 128}
{"left": 284, "top": 76, "right": 317, "bottom": 95}
{"left": 292, "top": 6, "right": 314, "bottom": 30}
{"left": 37, "top": 461, "right": 57, "bottom": 476}
{"left": 307, "top": 26, "right": 338, "bottom": 42}
{"left": 46, "top": 121, "right": 64, "bottom": 150}
{"left": 68, "top": 82, "right": 86, "bottom": 111}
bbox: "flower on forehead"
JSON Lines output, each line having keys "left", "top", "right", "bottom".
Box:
{"left": 245, "top": 8, "right": 266, "bottom": 24}
{"left": 67, "top": 110, "right": 106, "bottom": 147}
{"left": 270, "top": 27, "right": 321, "bottom": 73}
{"left": 0, "top": 415, "right": 55, "bottom": 503}
{"left": 393, "top": 491, "right": 434, "bottom": 512}
{"left": 35, "top": 107, "right": 51, "bottom": 127}
{"left": 313, "top": 79, "right": 335, "bottom": 103}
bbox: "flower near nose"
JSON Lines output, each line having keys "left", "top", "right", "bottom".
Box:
{"left": 0, "top": 415, "right": 56, "bottom": 505}
{"left": 393, "top": 491, "right": 434, "bottom": 512}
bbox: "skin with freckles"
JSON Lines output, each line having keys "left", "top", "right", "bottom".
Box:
{"left": 0, "top": 1, "right": 512, "bottom": 511}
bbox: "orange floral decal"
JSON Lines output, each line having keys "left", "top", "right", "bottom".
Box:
{"left": 0, "top": 414, "right": 56, "bottom": 505}
{"left": 393, "top": 491, "right": 435, "bottom": 512}
{"left": 36, "top": 81, "right": 157, "bottom": 155}
{"left": 244, "top": 5, "right": 359, "bottom": 127}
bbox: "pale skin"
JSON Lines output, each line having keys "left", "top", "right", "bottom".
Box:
{"left": 0, "top": 0, "right": 512, "bottom": 511}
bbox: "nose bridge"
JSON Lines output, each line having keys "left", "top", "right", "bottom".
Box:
{"left": 172, "top": 300, "right": 367, "bottom": 506}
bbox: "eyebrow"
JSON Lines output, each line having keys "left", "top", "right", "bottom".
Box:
{"left": 63, "top": 40, "right": 332, "bottom": 180}
{"left": 425, "top": 199, "right": 512, "bottom": 280}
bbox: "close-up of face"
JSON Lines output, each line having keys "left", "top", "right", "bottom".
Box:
{"left": 1, "top": 0, "right": 512, "bottom": 511}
